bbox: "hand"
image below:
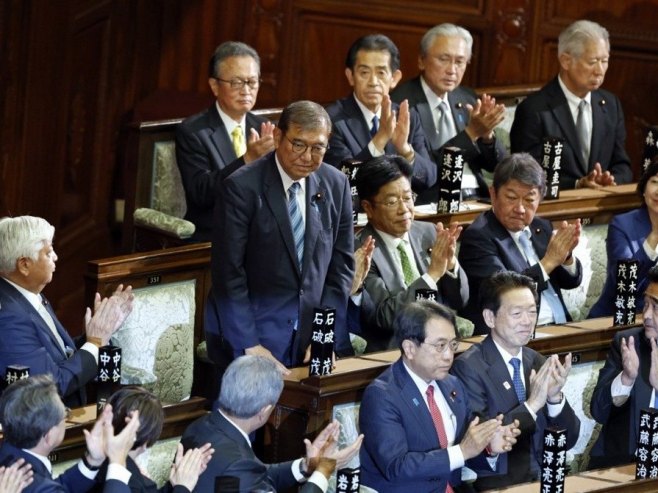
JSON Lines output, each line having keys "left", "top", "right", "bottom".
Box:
{"left": 576, "top": 163, "right": 617, "bottom": 189}
{"left": 83, "top": 403, "right": 114, "bottom": 467}
{"left": 169, "top": 443, "right": 214, "bottom": 491}
{"left": 526, "top": 357, "right": 553, "bottom": 413}
{"left": 547, "top": 353, "right": 572, "bottom": 401}
{"left": 458, "top": 416, "right": 502, "bottom": 460}
{"left": 245, "top": 345, "right": 290, "bottom": 375}
{"left": 371, "top": 95, "right": 395, "bottom": 151}
{"left": 85, "top": 284, "right": 134, "bottom": 345}
{"left": 104, "top": 410, "right": 141, "bottom": 467}
{"left": 0, "top": 459, "right": 33, "bottom": 493}
{"left": 352, "top": 236, "right": 375, "bottom": 295}
{"left": 390, "top": 99, "right": 412, "bottom": 156}
{"left": 541, "top": 221, "right": 579, "bottom": 273}
{"left": 244, "top": 122, "right": 276, "bottom": 163}
{"left": 489, "top": 417, "right": 521, "bottom": 454}
{"left": 620, "top": 336, "right": 639, "bottom": 385}
{"left": 427, "top": 222, "right": 462, "bottom": 280}
{"left": 464, "top": 94, "right": 506, "bottom": 141}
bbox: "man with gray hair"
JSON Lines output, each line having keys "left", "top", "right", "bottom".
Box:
{"left": 176, "top": 41, "right": 276, "bottom": 241}
{"left": 458, "top": 153, "right": 583, "bottom": 333}
{"left": 0, "top": 215, "right": 134, "bottom": 407}
{"left": 511, "top": 19, "right": 631, "bottom": 189}
{"left": 181, "top": 355, "right": 363, "bottom": 492}
{"left": 392, "top": 23, "right": 507, "bottom": 202}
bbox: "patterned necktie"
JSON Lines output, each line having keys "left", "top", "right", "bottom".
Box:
{"left": 510, "top": 357, "right": 526, "bottom": 402}
{"left": 576, "top": 100, "right": 590, "bottom": 165}
{"left": 370, "top": 115, "right": 379, "bottom": 137}
{"left": 426, "top": 385, "right": 455, "bottom": 493}
{"left": 231, "top": 126, "right": 246, "bottom": 158}
{"left": 437, "top": 100, "right": 456, "bottom": 148}
{"left": 288, "top": 182, "right": 304, "bottom": 270}
{"left": 397, "top": 242, "right": 416, "bottom": 285}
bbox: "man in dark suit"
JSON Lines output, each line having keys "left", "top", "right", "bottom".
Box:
{"left": 359, "top": 300, "right": 519, "bottom": 493}
{"left": 590, "top": 266, "right": 658, "bottom": 468}
{"left": 392, "top": 23, "right": 506, "bottom": 202}
{"left": 0, "top": 216, "right": 134, "bottom": 407}
{"left": 181, "top": 355, "right": 362, "bottom": 493}
{"left": 209, "top": 100, "right": 355, "bottom": 373}
{"left": 0, "top": 374, "right": 140, "bottom": 493}
{"left": 452, "top": 272, "right": 580, "bottom": 490}
{"left": 510, "top": 20, "right": 632, "bottom": 190}
{"left": 458, "top": 153, "right": 582, "bottom": 334}
{"left": 176, "top": 41, "right": 275, "bottom": 241}
{"left": 324, "top": 34, "right": 437, "bottom": 199}
{"left": 353, "top": 155, "right": 468, "bottom": 351}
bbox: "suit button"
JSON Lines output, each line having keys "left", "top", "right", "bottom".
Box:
{"left": 299, "top": 289, "right": 304, "bottom": 295}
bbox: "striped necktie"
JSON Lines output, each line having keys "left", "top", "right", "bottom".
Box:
{"left": 288, "top": 182, "right": 304, "bottom": 270}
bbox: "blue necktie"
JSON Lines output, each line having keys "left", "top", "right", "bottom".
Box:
{"left": 370, "top": 115, "right": 379, "bottom": 137}
{"left": 288, "top": 182, "right": 304, "bottom": 270}
{"left": 517, "top": 230, "right": 567, "bottom": 324}
{"left": 510, "top": 357, "right": 526, "bottom": 403}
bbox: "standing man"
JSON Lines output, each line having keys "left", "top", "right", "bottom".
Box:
{"left": 511, "top": 20, "right": 632, "bottom": 190}
{"left": 392, "top": 23, "right": 507, "bottom": 202}
{"left": 324, "top": 34, "right": 437, "bottom": 198}
{"left": 458, "top": 153, "right": 582, "bottom": 334}
{"left": 176, "top": 41, "right": 275, "bottom": 241}
{"left": 452, "top": 272, "right": 580, "bottom": 489}
{"left": 209, "top": 101, "right": 355, "bottom": 373}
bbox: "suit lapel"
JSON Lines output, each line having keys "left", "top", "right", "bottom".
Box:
{"left": 344, "top": 96, "right": 372, "bottom": 149}
{"left": 302, "top": 173, "right": 323, "bottom": 275}
{"left": 437, "top": 378, "right": 466, "bottom": 437}
{"left": 409, "top": 222, "right": 430, "bottom": 274}
{"left": 529, "top": 220, "right": 550, "bottom": 259}
{"left": 409, "top": 79, "right": 440, "bottom": 149}
{"left": 487, "top": 212, "right": 529, "bottom": 270}
{"left": 589, "top": 90, "right": 607, "bottom": 168}
{"left": 41, "top": 297, "right": 75, "bottom": 355}
{"left": 482, "top": 336, "right": 524, "bottom": 409}
{"left": 366, "top": 225, "right": 407, "bottom": 293}
{"left": 449, "top": 90, "right": 469, "bottom": 132}
{"left": 547, "top": 80, "right": 587, "bottom": 174}
{"left": 208, "top": 105, "right": 239, "bottom": 168}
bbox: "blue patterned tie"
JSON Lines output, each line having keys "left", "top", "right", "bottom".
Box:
{"left": 510, "top": 357, "right": 526, "bottom": 403}
{"left": 370, "top": 115, "right": 379, "bottom": 137}
{"left": 288, "top": 182, "right": 304, "bottom": 270}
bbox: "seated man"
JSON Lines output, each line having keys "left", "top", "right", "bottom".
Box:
{"left": 354, "top": 155, "right": 468, "bottom": 351}
{"left": 0, "top": 216, "right": 134, "bottom": 407}
{"left": 359, "top": 300, "right": 520, "bottom": 493}
{"left": 181, "top": 355, "right": 363, "bottom": 492}
{"left": 458, "top": 153, "right": 582, "bottom": 334}
{"left": 392, "top": 23, "right": 506, "bottom": 202}
{"left": 510, "top": 20, "right": 631, "bottom": 190}
{"left": 176, "top": 41, "right": 275, "bottom": 241}
{"left": 590, "top": 265, "right": 658, "bottom": 468}
{"left": 0, "top": 374, "right": 139, "bottom": 493}
{"left": 324, "top": 34, "right": 437, "bottom": 198}
{"left": 452, "top": 271, "right": 580, "bottom": 489}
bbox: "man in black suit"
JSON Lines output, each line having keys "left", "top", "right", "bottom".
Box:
{"left": 176, "top": 41, "right": 275, "bottom": 241}
{"left": 392, "top": 23, "right": 507, "bottom": 202}
{"left": 324, "top": 34, "right": 437, "bottom": 199}
{"left": 458, "top": 153, "right": 582, "bottom": 334}
{"left": 181, "top": 355, "right": 363, "bottom": 493}
{"left": 510, "top": 20, "right": 632, "bottom": 190}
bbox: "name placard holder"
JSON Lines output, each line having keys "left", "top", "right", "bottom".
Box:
{"left": 308, "top": 307, "right": 336, "bottom": 377}
{"left": 436, "top": 147, "right": 464, "bottom": 214}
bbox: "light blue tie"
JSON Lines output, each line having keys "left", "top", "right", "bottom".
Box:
{"left": 370, "top": 115, "right": 379, "bottom": 137}
{"left": 288, "top": 182, "right": 304, "bottom": 270}
{"left": 653, "top": 392, "right": 658, "bottom": 409}
{"left": 510, "top": 358, "right": 526, "bottom": 403}
{"left": 517, "top": 230, "right": 567, "bottom": 324}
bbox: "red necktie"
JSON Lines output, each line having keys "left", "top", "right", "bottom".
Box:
{"left": 426, "top": 385, "right": 455, "bottom": 493}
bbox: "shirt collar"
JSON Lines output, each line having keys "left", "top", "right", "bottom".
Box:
{"left": 420, "top": 75, "right": 448, "bottom": 109}
{"left": 1, "top": 276, "right": 42, "bottom": 312}
{"left": 557, "top": 75, "right": 592, "bottom": 106}
{"left": 274, "top": 154, "right": 306, "bottom": 195}
{"left": 218, "top": 409, "right": 252, "bottom": 448}
{"left": 373, "top": 227, "right": 411, "bottom": 252}
{"left": 402, "top": 360, "right": 439, "bottom": 395}
{"left": 215, "top": 101, "right": 246, "bottom": 134}
{"left": 23, "top": 449, "right": 52, "bottom": 474}
{"left": 352, "top": 94, "right": 380, "bottom": 124}
{"left": 491, "top": 337, "right": 523, "bottom": 361}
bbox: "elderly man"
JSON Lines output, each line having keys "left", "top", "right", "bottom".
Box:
{"left": 0, "top": 375, "right": 140, "bottom": 493}
{"left": 324, "top": 34, "right": 437, "bottom": 199}
{"left": 181, "top": 355, "right": 362, "bottom": 492}
{"left": 354, "top": 155, "right": 468, "bottom": 351}
{"left": 359, "top": 300, "right": 520, "bottom": 493}
{"left": 511, "top": 20, "right": 632, "bottom": 190}
{"left": 392, "top": 23, "right": 507, "bottom": 202}
{"left": 452, "top": 272, "right": 580, "bottom": 489}
{"left": 176, "top": 41, "right": 275, "bottom": 241}
{"left": 458, "top": 153, "right": 583, "bottom": 334}
{"left": 0, "top": 216, "right": 133, "bottom": 407}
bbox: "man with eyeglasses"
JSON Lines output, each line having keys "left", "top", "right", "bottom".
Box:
{"left": 392, "top": 23, "right": 507, "bottom": 203}
{"left": 176, "top": 41, "right": 275, "bottom": 241}
{"left": 359, "top": 300, "right": 521, "bottom": 493}
{"left": 590, "top": 265, "right": 658, "bottom": 468}
{"left": 353, "top": 155, "right": 468, "bottom": 352}
{"left": 324, "top": 34, "right": 438, "bottom": 201}
{"left": 208, "top": 100, "right": 354, "bottom": 375}
{"left": 452, "top": 271, "right": 580, "bottom": 489}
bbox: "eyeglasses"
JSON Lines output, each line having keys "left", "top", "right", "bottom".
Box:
{"left": 371, "top": 193, "right": 417, "bottom": 209}
{"left": 214, "top": 77, "right": 261, "bottom": 90}
{"left": 285, "top": 136, "right": 329, "bottom": 157}
{"left": 434, "top": 55, "right": 469, "bottom": 70}
{"left": 421, "top": 339, "right": 460, "bottom": 354}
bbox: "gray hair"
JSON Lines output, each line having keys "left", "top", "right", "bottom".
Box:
{"left": 0, "top": 216, "right": 54, "bottom": 273}
{"left": 278, "top": 100, "right": 332, "bottom": 135}
{"left": 420, "top": 23, "right": 473, "bottom": 59}
{"left": 558, "top": 20, "right": 610, "bottom": 58}
{"left": 0, "top": 375, "right": 65, "bottom": 449}
{"left": 492, "top": 153, "right": 547, "bottom": 197}
{"left": 208, "top": 41, "right": 260, "bottom": 78}
{"left": 218, "top": 355, "right": 284, "bottom": 419}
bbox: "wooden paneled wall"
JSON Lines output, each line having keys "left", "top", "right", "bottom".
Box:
{"left": 1, "top": 0, "right": 658, "bottom": 327}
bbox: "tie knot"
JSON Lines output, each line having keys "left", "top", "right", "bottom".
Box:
{"left": 231, "top": 126, "right": 243, "bottom": 137}
{"left": 509, "top": 357, "right": 521, "bottom": 371}
{"left": 396, "top": 241, "right": 406, "bottom": 253}
{"left": 289, "top": 182, "right": 301, "bottom": 196}
{"left": 426, "top": 385, "right": 435, "bottom": 399}
{"left": 578, "top": 99, "right": 587, "bottom": 110}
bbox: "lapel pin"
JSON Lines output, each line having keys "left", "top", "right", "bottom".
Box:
{"left": 450, "top": 390, "right": 457, "bottom": 402}
{"left": 456, "top": 102, "right": 463, "bottom": 109}
{"left": 599, "top": 99, "right": 606, "bottom": 106}
{"left": 412, "top": 397, "right": 419, "bottom": 406}
{"left": 503, "top": 381, "right": 511, "bottom": 390}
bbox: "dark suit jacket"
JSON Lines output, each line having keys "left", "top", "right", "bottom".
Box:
{"left": 590, "top": 326, "right": 651, "bottom": 468}
{"left": 355, "top": 221, "right": 469, "bottom": 352}
{"left": 324, "top": 95, "right": 437, "bottom": 196}
{"left": 208, "top": 152, "right": 354, "bottom": 367}
{"left": 589, "top": 208, "right": 653, "bottom": 318}
{"left": 181, "top": 411, "right": 322, "bottom": 493}
{"left": 0, "top": 442, "right": 128, "bottom": 493}
{"left": 392, "top": 77, "right": 506, "bottom": 202}
{"left": 452, "top": 337, "right": 580, "bottom": 490}
{"left": 359, "top": 359, "right": 501, "bottom": 493}
{"left": 458, "top": 210, "right": 582, "bottom": 334}
{"left": 175, "top": 104, "right": 268, "bottom": 241}
{"left": 0, "top": 278, "right": 96, "bottom": 407}
{"left": 510, "top": 77, "right": 632, "bottom": 189}
{"left": 91, "top": 456, "right": 187, "bottom": 493}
